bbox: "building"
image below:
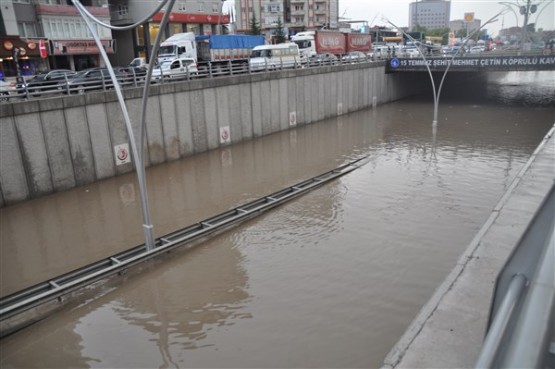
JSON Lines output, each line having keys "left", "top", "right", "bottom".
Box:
{"left": 0, "top": 0, "right": 115, "bottom": 77}
{"left": 108, "top": 0, "right": 229, "bottom": 66}
{"left": 449, "top": 18, "right": 481, "bottom": 37}
{"left": 235, "top": 0, "right": 339, "bottom": 38}
{"left": 409, "top": 0, "right": 451, "bottom": 31}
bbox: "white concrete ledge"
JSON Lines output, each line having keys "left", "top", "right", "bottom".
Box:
{"left": 382, "top": 125, "right": 555, "bottom": 369}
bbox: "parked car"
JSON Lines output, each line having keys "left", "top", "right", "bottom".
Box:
{"left": 58, "top": 67, "right": 130, "bottom": 94}
{"left": 469, "top": 46, "right": 484, "bottom": 54}
{"left": 0, "top": 79, "right": 17, "bottom": 102}
{"left": 24, "top": 69, "right": 76, "bottom": 96}
{"left": 341, "top": 51, "right": 367, "bottom": 63}
{"left": 151, "top": 58, "right": 198, "bottom": 82}
{"left": 308, "top": 53, "right": 338, "bottom": 65}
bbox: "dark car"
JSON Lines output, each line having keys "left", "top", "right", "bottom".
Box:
{"left": 309, "top": 53, "right": 338, "bottom": 65}
{"left": 58, "top": 67, "right": 130, "bottom": 94}
{"left": 24, "top": 69, "right": 76, "bottom": 96}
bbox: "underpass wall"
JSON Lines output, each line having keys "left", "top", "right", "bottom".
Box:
{"left": 0, "top": 63, "right": 425, "bottom": 207}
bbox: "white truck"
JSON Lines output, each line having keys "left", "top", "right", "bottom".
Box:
{"left": 157, "top": 32, "right": 197, "bottom": 64}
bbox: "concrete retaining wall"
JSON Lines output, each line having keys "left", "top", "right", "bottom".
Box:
{"left": 0, "top": 63, "right": 425, "bottom": 207}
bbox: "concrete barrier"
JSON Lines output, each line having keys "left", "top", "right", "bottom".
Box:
{"left": 0, "top": 63, "right": 425, "bottom": 207}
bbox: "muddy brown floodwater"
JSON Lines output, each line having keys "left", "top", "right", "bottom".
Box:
{"left": 0, "top": 71, "right": 553, "bottom": 368}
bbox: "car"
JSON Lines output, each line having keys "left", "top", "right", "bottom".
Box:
{"left": 151, "top": 58, "right": 198, "bottom": 82}
{"left": 24, "top": 69, "right": 76, "bottom": 96}
{"left": 58, "top": 67, "right": 130, "bottom": 94}
{"left": 341, "top": 51, "right": 367, "bottom": 63}
{"left": 403, "top": 47, "right": 421, "bottom": 58}
{"left": 0, "top": 79, "right": 17, "bottom": 102}
{"left": 308, "top": 53, "right": 338, "bottom": 65}
{"left": 469, "top": 46, "right": 484, "bottom": 54}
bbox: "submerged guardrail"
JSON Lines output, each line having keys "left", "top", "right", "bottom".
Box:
{"left": 0, "top": 155, "right": 369, "bottom": 337}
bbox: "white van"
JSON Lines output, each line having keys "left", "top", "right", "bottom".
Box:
{"left": 249, "top": 43, "right": 304, "bottom": 71}
{"left": 151, "top": 57, "right": 198, "bottom": 81}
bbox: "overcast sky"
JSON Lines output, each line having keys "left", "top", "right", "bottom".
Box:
{"left": 339, "top": 0, "right": 555, "bottom": 36}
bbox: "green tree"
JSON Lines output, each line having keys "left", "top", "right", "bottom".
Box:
{"left": 249, "top": 14, "right": 261, "bottom": 35}
{"left": 274, "top": 17, "right": 286, "bottom": 44}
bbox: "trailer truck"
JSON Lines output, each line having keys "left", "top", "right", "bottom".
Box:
{"left": 291, "top": 30, "right": 372, "bottom": 58}
{"left": 155, "top": 33, "right": 265, "bottom": 75}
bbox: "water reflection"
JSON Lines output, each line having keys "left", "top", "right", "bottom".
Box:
{"left": 1, "top": 232, "right": 251, "bottom": 368}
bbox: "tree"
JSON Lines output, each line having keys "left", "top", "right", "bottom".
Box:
{"left": 274, "top": 17, "right": 286, "bottom": 44}
{"left": 249, "top": 14, "right": 261, "bottom": 35}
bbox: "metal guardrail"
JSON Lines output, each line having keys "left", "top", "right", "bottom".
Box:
{"left": 0, "top": 155, "right": 369, "bottom": 337}
{"left": 475, "top": 184, "right": 555, "bottom": 368}
{"left": 0, "top": 55, "right": 376, "bottom": 103}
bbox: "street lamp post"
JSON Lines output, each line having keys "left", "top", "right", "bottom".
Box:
{"left": 73, "top": 0, "right": 177, "bottom": 251}
{"left": 384, "top": 9, "right": 506, "bottom": 126}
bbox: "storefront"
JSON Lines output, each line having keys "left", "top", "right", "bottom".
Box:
{"left": 0, "top": 36, "right": 48, "bottom": 79}
{"left": 48, "top": 39, "right": 116, "bottom": 71}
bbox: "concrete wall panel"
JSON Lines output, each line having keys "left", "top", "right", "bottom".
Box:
{"left": 145, "top": 97, "right": 165, "bottom": 165}
{"left": 190, "top": 90, "right": 208, "bottom": 153}
{"left": 228, "top": 85, "right": 243, "bottom": 142}
{"left": 174, "top": 91, "right": 194, "bottom": 157}
{"left": 270, "top": 79, "right": 280, "bottom": 133}
{"left": 41, "top": 109, "right": 75, "bottom": 191}
{"left": 251, "top": 82, "right": 262, "bottom": 137}
{"left": 203, "top": 88, "right": 219, "bottom": 150}
{"left": 14, "top": 113, "right": 52, "bottom": 197}
{"left": 279, "top": 78, "right": 289, "bottom": 131}
{"left": 287, "top": 77, "right": 297, "bottom": 127}
{"left": 64, "top": 107, "right": 95, "bottom": 186}
{"left": 260, "top": 80, "right": 272, "bottom": 135}
{"left": 0, "top": 116, "right": 29, "bottom": 205}
{"left": 239, "top": 83, "right": 253, "bottom": 140}
{"left": 86, "top": 104, "right": 115, "bottom": 180}
{"left": 159, "top": 93, "right": 180, "bottom": 161}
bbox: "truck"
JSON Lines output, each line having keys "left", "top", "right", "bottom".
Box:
{"left": 195, "top": 34, "right": 265, "bottom": 72}
{"left": 157, "top": 32, "right": 197, "bottom": 64}
{"left": 155, "top": 33, "right": 265, "bottom": 74}
{"left": 291, "top": 30, "right": 372, "bottom": 59}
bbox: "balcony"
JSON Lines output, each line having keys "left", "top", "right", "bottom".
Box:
{"left": 290, "top": 0, "right": 305, "bottom": 3}
{"left": 291, "top": 9, "right": 305, "bottom": 16}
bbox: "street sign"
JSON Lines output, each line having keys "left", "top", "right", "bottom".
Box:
{"left": 464, "top": 12, "right": 475, "bottom": 22}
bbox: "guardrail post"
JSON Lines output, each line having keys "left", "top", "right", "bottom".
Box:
{"left": 208, "top": 62, "right": 213, "bottom": 79}
{"left": 229, "top": 60, "right": 233, "bottom": 76}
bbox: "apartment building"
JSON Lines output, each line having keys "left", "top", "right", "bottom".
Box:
{"left": 236, "top": 0, "right": 339, "bottom": 38}
{"left": 409, "top": 0, "right": 451, "bottom": 31}
{"left": 1, "top": 0, "right": 113, "bottom": 77}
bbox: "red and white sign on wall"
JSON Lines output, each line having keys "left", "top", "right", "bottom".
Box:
{"left": 39, "top": 39, "right": 48, "bottom": 58}
{"left": 220, "top": 126, "right": 231, "bottom": 145}
{"left": 114, "top": 143, "right": 131, "bottom": 166}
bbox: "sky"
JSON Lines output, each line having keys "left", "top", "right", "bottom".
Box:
{"left": 339, "top": 0, "right": 555, "bottom": 37}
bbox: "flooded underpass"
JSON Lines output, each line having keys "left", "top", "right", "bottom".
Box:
{"left": 0, "top": 71, "right": 553, "bottom": 368}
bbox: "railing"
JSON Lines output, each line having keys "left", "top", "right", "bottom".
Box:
{"left": 475, "top": 184, "right": 555, "bottom": 368}
{"left": 0, "top": 55, "right": 376, "bottom": 103}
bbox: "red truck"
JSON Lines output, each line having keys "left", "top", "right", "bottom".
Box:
{"left": 292, "top": 30, "right": 372, "bottom": 58}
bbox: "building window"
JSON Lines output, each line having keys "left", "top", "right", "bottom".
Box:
{"left": 13, "top": 0, "right": 31, "bottom": 3}
{"left": 18, "top": 22, "right": 38, "bottom": 38}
